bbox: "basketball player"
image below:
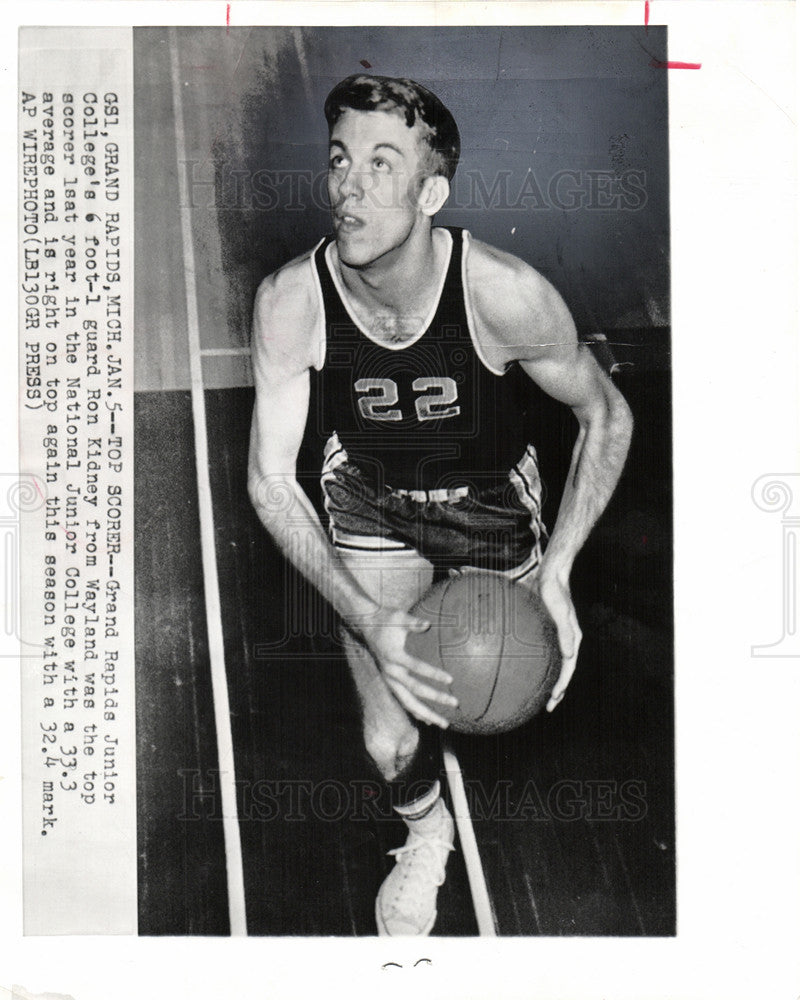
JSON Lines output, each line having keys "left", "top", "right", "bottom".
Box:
{"left": 248, "top": 75, "right": 633, "bottom": 936}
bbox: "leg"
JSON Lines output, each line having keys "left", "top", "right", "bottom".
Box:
{"left": 335, "top": 541, "right": 455, "bottom": 937}
{"left": 337, "top": 544, "right": 434, "bottom": 781}
{"left": 340, "top": 629, "right": 419, "bottom": 781}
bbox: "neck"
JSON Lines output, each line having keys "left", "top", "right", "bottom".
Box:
{"left": 338, "top": 222, "right": 438, "bottom": 314}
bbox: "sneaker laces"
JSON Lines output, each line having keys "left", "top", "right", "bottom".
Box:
{"left": 383, "top": 832, "right": 455, "bottom": 920}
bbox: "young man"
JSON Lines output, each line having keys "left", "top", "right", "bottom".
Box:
{"left": 248, "top": 74, "right": 633, "bottom": 936}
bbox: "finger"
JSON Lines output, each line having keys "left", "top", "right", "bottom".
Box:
{"left": 537, "top": 591, "right": 573, "bottom": 654}
{"left": 387, "top": 680, "right": 450, "bottom": 729}
{"left": 447, "top": 565, "right": 481, "bottom": 578}
{"left": 385, "top": 663, "right": 458, "bottom": 707}
{"left": 552, "top": 605, "right": 581, "bottom": 658}
{"left": 560, "top": 640, "right": 580, "bottom": 662}
{"left": 547, "top": 671, "right": 571, "bottom": 707}
{"left": 555, "top": 618, "right": 578, "bottom": 659}
{"left": 557, "top": 635, "right": 574, "bottom": 660}
{"left": 546, "top": 651, "right": 579, "bottom": 712}
{"left": 402, "top": 651, "right": 454, "bottom": 687}
{"left": 407, "top": 617, "right": 432, "bottom": 633}
{"left": 402, "top": 668, "right": 459, "bottom": 707}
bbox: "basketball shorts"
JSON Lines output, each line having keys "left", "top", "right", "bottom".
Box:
{"left": 320, "top": 433, "right": 547, "bottom": 581}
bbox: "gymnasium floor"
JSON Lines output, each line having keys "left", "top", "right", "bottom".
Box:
{"left": 134, "top": 347, "right": 675, "bottom": 937}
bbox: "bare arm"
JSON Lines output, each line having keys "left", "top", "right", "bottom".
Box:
{"left": 469, "top": 241, "right": 633, "bottom": 707}
{"left": 247, "top": 266, "right": 455, "bottom": 725}
{"left": 521, "top": 341, "right": 632, "bottom": 705}
{"left": 246, "top": 269, "right": 365, "bottom": 615}
{"left": 247, "top": 367, "right": 378, "bottom": 626}
{"left": 519, "top": 339, "right": 633, "bottom": 587}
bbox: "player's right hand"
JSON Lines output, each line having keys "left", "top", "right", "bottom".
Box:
{"left": 359, "top": 608, "right": 458, "bottom": 729}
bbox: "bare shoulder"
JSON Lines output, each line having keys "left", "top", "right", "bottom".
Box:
{"left": 465, "top": 236, "right": 577, "bottom": 366}
{"left": 252, "top": 244, "right": 323, "bottom": 378}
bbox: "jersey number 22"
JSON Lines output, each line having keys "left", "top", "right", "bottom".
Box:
{"left": 355, "top": 377, "right": 461, "bottom": 422}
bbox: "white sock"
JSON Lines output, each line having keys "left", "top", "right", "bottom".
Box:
{"left": 394, "top": 780, "right": 441, "bottom": 822}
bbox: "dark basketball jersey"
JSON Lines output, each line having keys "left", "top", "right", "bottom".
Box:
{"left": 309, "top": 226, "right": 540, "bottom": 495}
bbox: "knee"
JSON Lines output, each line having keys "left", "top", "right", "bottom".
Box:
{"left": 364, "top": 722, "right": 419, "bottom": 783}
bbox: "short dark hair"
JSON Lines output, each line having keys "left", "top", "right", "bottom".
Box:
{"left": 324, "top": 74, "right": 461, "bottom": 181}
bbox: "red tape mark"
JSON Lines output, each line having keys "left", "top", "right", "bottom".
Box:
{"left": 226, "top": 3, "right": 231, "bottom": 29}
{"left": 650, "top": 59, "right": 702, "bottom": 69}
{"left": 645, "top": 0, "right": 650, "bottom": 28}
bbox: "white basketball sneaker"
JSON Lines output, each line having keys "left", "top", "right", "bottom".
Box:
{"left": 375, "top": 781, "right": 455, "bottom": 936}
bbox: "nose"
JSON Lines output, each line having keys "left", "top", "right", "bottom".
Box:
{"left": 337, "top": 164, "right": 366, "bottom": 201}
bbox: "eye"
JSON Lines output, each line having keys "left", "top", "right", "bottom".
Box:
{"left": 329, "top": 153, "right": 347, "bottom": 170}
{"left": 372, "top": 157, "right": 391, "bottom": 172}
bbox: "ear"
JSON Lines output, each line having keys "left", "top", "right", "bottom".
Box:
{"left": 416, "top": 174, "right": 450, "bottom": 217}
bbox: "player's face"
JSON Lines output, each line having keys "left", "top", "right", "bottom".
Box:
{"left": 328, "top": 109, "right": 431, "bottom": 268}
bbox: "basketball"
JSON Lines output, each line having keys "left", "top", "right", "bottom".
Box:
{"left": 406, "top": 572, "right": 561, "bottom": 735}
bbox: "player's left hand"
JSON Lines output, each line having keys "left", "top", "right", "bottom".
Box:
{"left": 534, "top": 572, "right": 582, "bottom": 712}
{"left": 448, "top": 564, "right": 581, "bottom": 711}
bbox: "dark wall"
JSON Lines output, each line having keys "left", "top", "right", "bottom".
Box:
{"left": 216, "top": 25, "right": 669, "bottom": 339}
{"left": 134, "top": 25, "right": 669, "bottom": 386}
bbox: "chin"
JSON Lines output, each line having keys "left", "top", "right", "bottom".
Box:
{"left": 335, "top": 230, "right": 409, "bottom": 270}
{"left": 335, "top": 234, "right": 376, "bottom": 268}
{"left": 335, "top": 246, "right": 370, "bottom": 269}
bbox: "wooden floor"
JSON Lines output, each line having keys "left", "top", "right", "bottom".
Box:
{"left": 135, "top": 391, "right": 229, "bottom": 934}
{"left": 135, "top": 357, "right": 674, "bottom": 936}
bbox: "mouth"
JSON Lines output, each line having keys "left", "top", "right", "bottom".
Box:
{"left": 334, "top": 211, "right": 366, "bottom": 233}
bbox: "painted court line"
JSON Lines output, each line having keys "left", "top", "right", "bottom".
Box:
{"left": 443, "top": 742, "right": 497, "bottom": 936}
{"left": 200, "top": 347, "right": 251, "bottom": 356}
{"left": 169, "top": 27, "right": 248, "bottom": 937}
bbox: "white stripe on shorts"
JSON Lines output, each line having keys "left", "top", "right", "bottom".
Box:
{"left": 331, "top": 527, "right": 416, "bottom": 553}
{"left": 506, "top": 444, "right": 546, "bottom": 580}
{"left": 395, "top": 485, "right": 470, "bottom": 503}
